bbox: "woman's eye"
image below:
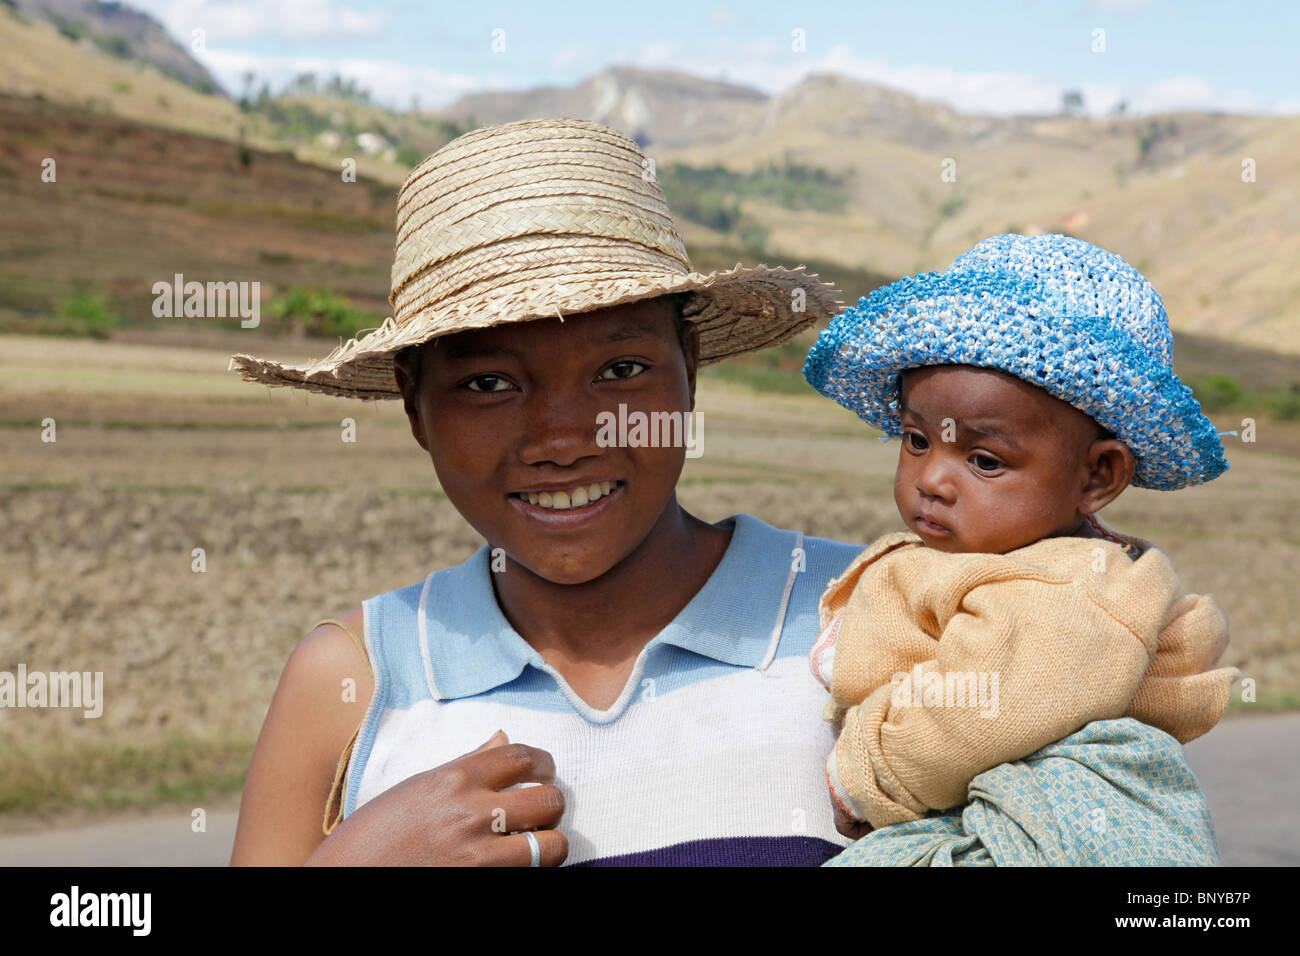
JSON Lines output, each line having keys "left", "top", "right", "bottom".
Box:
{"left": 904, "top": 432, "right": 928, "bottom": 451}
{"left": 465, "top": 375, "right": 511, "bottom": 392}
{"left": 598, "top": 360, "right": 647, "bottom": 381}
{"left": 972, "top": 454, "right": 1002, "bottom": 472}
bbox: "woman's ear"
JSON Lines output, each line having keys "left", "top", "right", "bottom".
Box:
{"left": 1078, "top": 438, "right": 1136, "bottom": 515}
{"left": 678, "top": 319, "right": 701, "bottom": 411}
{"left": 393, "top": 349, "right": 430, "bottom": 453}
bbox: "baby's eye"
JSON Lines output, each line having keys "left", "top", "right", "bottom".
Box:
{"left": 598, "top": 360, "right": 647, "bottom": 381}
{"left": 465, "top": 374, "right": 512, "bottom": 392}
{"left": 971, "top": 453, "right": 1003, "bottom": 472}
{"left": 904, "top": 431, "right": 929, "bottom": 451}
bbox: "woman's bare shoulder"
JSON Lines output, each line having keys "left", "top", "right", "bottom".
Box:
{"left": 288, "top": 606, "right": 375, "bottom": 720}
{"left": 299, "top": 606, "right": 368, "bottom": 664}
{"left": 295, "top": 607, "right": 373, "bottom": 739}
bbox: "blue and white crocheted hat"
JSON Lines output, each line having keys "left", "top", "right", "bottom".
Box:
{"left": 803, "top": 233, "right": 1228, "bottom": 490}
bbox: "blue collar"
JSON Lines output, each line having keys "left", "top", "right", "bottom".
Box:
{"left": 418, "top": 513, "right": 803, "bottom": 700}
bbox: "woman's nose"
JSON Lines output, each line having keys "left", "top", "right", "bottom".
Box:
{"left": 516, "top": 393, "right": 601, "bottom": 467}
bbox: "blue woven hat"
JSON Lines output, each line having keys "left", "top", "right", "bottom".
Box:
{"left": 803, "top": 233, "right": 1228, "bottom": 490}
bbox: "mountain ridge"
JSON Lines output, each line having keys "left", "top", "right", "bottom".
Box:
{"left": 0, "top": 10, "right": 1294, "bottom": 355}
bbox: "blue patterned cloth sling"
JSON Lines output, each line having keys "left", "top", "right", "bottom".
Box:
{"left": 826, "top": 717, "right": 1219, "bottom": 867}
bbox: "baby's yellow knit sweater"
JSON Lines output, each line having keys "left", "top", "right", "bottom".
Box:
{"left": 814, "top": 527, "right": 1238, "bottom": 829}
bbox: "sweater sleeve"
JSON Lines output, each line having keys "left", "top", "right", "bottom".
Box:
{"left": 830, "top": 545, "right": 1179, "bottom": 828}
{"left": 1125, "top": 592, "right": 1238, "bottom": 744}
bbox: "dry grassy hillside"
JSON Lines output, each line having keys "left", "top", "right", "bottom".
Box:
{"left": 661, "top": 74, "right": 1300, "bottom": 354}
{"left": 0, "top": 6, "right": 244, "bottom": 142}
{"left": 0, "top": 92, "right": 894, "bottom": 342}
{"left": 0, "top": 7, "right": 418, "bottom": 184}
{"left": 0, "top": 94, "right": 395, "bottom": 330}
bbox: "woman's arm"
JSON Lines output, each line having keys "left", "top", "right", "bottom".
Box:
{"left": 230, "top": 609, "right": 569, "bottom": 866}
{"left": 229, "top": 609, "right": 374, "bottom": 865}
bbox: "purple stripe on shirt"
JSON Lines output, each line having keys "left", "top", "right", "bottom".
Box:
{"left": 571, "top": 836, "right": 844, "bottom": 867}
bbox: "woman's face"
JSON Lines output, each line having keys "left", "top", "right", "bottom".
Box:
{"left": 395, "top": 297, "right": 698, "bottom": 585}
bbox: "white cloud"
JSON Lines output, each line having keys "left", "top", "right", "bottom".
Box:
{"left": 199, "top": 49, "right": 494, "bottom": 108}
{"left": 697, "top": 43, "right": 1063, "bottom": 114}
{"left": 835, "top": 54, "right": 1062, "bottom": 114}
{"left": 636, "top": 43, "right": 675, "bottom": 67}
{"left": 670, "top": 41, "right": 1298, "bottom": 117}
{"left": 146, "top": 0, "right": 388, "bottom": 42}
{"left": 1127, "top": 75, "right": 1267, "bottom": 114}
{"left": 553, "top": 45, "right": 585, "bottom": 70}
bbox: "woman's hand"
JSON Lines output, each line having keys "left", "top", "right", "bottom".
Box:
{"left": 305, "top": 731, "right": 568, "bottom": 866}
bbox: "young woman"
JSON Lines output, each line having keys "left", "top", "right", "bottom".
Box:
{"left": 226, "top": 118, "right": 861, "bottom": 865}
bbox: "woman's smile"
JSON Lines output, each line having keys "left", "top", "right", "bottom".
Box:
{"left": 509, "top": 479, "right": 626, "bottom": 526}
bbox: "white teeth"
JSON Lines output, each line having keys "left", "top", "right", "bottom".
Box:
{"left": 520, "top": 481, "right": 620, "bottom": 510}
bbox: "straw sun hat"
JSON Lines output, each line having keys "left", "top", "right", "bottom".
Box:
{"left": 228, "top": 117, "right": 843, "bottom": 399}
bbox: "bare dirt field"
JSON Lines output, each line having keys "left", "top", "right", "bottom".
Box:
{"left": 1, "top": 331, "right": 1296, "bottom": 824}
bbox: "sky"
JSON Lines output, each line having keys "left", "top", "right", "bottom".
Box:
{"left": 126, "top": 0, "right": 1300, "bottom": 116}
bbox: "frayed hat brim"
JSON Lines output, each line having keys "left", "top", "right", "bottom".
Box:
{"left": 231, "top": 263, "right": 840, "bottom": 400}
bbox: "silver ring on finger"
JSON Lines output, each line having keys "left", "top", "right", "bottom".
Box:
{"left": 524, "top": 830, "right": 540, "bottom": 868}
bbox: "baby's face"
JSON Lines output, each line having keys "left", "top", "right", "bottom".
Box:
{"left": 893, "top": 365, "right": 1109, "bottom": 554}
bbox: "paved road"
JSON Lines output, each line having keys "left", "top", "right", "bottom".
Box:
{"left": 1182, "top": 712, "right": 1300, "bottom": 866}
{"left": 0, "top": 809, "right": 239, "bottom": 866}
{"left": 0, "top": 714, "right": 1295, "bottom": 866}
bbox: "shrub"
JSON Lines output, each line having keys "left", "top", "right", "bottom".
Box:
{"left": 395, "top": 145, "right": 425, "bottom": 167}
{"left": 1266, "top": 385, "right": 1300, "bottom": 421}
{"left": 57, "top": 292, "right": 117, "bottom": 339}
{"left": 91, "top": 34, "right": 133, "bottom": 60}
{"left": 1194, "top": 374, "right": 1244, "bottom": 411}
{"left": 268, "top": 288, "right": 375, "bottom": 338}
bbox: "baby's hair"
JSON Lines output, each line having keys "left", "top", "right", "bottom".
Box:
{"left": 392, "top": 292, "right": 693, "bottom": 396}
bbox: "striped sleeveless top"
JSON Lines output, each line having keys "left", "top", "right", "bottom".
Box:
{"left": 335, "top": 513, "right": 862, "bottom": 866}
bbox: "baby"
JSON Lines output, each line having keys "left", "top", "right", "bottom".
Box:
{"left": 801, "top": 233, "right": 1240, "bottom": 831}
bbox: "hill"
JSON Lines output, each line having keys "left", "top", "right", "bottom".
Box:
{"left": 9, "top": 0, "right": 221, "bottom": 93}
{"left": 438, "top": 65, "right": 767, "bottom": 150}
{"left": 0, "top": 8, "right": 1295, "bottom": 356}
{"left": 0, "top": 2, "right": 244, "bottom": 141}
{"left": 438, "top": 69, "right": 1300, "bottom": 354}
{"left": 0, "top": 93, "right": 395, "bottom": 333}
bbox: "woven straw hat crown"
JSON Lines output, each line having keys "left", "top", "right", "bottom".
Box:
{"left": 229, "top": 117, "right": 840, "bottom": 399}
{"left": 392, "top": 117, "right": 691, "bottom": 328}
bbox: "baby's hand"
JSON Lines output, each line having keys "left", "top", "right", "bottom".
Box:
{"left": 833, "top": 800, "right": 873, "bottom": 841}
{"left": 809, "top": 611, "right": 843, "bottom": 691}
